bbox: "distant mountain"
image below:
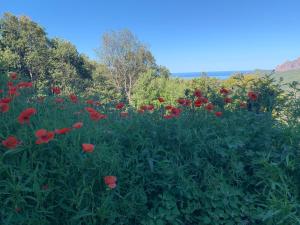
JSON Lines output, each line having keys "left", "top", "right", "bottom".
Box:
{"left": 275, "top": 57, "right": 300, "bottom": 72}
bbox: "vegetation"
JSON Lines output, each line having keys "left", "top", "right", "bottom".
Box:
{"left": 1, "top": 12, "right": 300, "bottom": 225}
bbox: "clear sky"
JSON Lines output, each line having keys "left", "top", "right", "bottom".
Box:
{"left": 1, "top": 0, "right": 300, "bottom": 72}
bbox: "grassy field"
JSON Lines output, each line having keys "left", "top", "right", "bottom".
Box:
{"left": 1, "top": 73, "right": 300, "bottom": 225}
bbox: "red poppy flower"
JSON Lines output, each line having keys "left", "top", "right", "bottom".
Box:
{"left": 0, "top": 103, "right": 9, "bottom": 113}
{"left": 72, "top": 122, "right": 83, "bottom": 129}
{"left": 171, "top": 107, "right": 182, "bottom": 117}
{"left": 7, "top": 82, "right": 14, "bottom": 87}
{"left": 9, "top": 72, "right": 17, "bottom": 80}
{"left": 205, "top": 103, "right": 214, "bottom": 111}
{"left": 158, "top": 97, "right": 164, "bottom": 103}
{"left": 86, "top": 99, "right": 94, "bottom": 105}
{"left": 194, "top": 89, "right": 202, "bottom": 97}
{"left": 104, "top": 176, "right": 117, "bottom": 189}
{"left": 165, "top": 105, "right": 173, "bottom": 110}
{"left": 248, "top": 91, "right": 258, "bottom": 101}
{"left": 2, "top": 136, "right": 20, "bottom": 149}
{"left": 69, "top": 94, "right": 78, "bottom": 103}
{"left": 17, "top": 82, "right": 32, "bottom": 88}
{"left": 215, "top": 111, "right": 223, "bottom": 117}
{"left": 89, "top": 111, "right": 107, "bottom": 121}
{"left": 194, "top": 99, "right": 202, "bottom": 107}
{"left": 35, "top": 129, "right": 55, "bottom": 144}
{"left": 18, "top": 108, "right": 36, "bottom": 124}
{"left": 8, "top": 86, "right": 19, "bottom": 96}
{"left": 55, "top": 98, "right": 64, "bottom": 103}
{"left": 55, "top": 128, "right": 71, "bottom": 135}
{"left": 220, "top": 87, "right": 230, "bottom": 95}
{"left": 198, "top": 97, "right": 208, "bottom": 104}
{"left": 0, "top": 97, "right": 12, "bottom": 104}
{"left": 0, "top": 89, "right": 3, "bottom": 94}
{"left": 52, "top": 87, "right": 61, "bottom": 95}
{"left": 177, "top": 98, "right": 191, "bottom": 106}
{"left": 120, "top": 111, "right": 128, "bottom": 117}
{"left": 116, "top": 102, "right": 125, "bottom": 110}
{"left": 82, "top": 143, "right": 94, "bottom": 153}
{"left": 224, "top": 97, "right": 232, "bottom": 104}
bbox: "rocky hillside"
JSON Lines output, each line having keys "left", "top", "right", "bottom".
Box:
{"left": 276, "top": 57, "right": 300, "bottom": 72}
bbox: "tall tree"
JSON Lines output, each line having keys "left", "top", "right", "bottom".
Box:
{"left": 98, "top": 29, "right": 156, "bottom": 102}
{"left": 0, "top": 13, "right": 50, "bottom": 81}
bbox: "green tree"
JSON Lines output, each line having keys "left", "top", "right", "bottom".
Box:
{"left": 98, "top": 29, "right": 156, "bottom": 102}
{"left": 0, "top": 13, "right": 50, "bottom": 81}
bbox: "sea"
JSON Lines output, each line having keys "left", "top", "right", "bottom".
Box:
{"left": 171, "top": 70, "right": 253, "bottom": 80}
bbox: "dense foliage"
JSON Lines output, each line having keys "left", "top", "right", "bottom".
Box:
{"left": 1, "top": 72, "right": 300, "bottom": 225}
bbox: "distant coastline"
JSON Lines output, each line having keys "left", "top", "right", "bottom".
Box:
{"left": 171, "top": 70, "right": 253, "bottom": 79}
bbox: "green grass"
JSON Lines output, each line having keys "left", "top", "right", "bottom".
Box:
{"left": 1, "top": 74, "right": 300, "bottom": 225}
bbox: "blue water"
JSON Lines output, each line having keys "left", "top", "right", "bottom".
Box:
{"left": 172, "top": 70, "right": 252, "bottom": 79}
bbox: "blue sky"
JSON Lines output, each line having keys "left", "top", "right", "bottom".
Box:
{"left": 1, "top": 0, "right": 300, "bottom": 72}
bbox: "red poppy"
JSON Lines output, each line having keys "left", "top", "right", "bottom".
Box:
{"left": 55, "top": 98, "right": 64, "bottom": 103}
{"left": 9, "top": 72, "right": 17, "bottom": 80}
{"left": 86, "top": 99, "right": 94, "bottom": 105}
{"left": 116, "top": 102, "right": 125, "bottom": 110}
{"left": 8, "top": 86, "right": 19, "bottom": 96}
{"left": 220, "top": 87, "right": 230, "bottom": 95}
{"left": 0, "top": 103, "right": 9, "bottom": 113}
{"left": 89, "top": 111, "right": 107, "bottom": 121}
{"left": 171, "top": 107, "right": 182, "bottom": 117}
{"left": 248, "top": 91, "right": 258, "bottom": 101}
{"left": 104, "top": 176, "right": 117, "bottom": 189}
{"left": 194, "top": 99, "right": 202, "bottom": 107}
{"left": 7, "top": 82, "right": 14, "bottom": 87}
{"left": 177, "top": 98, "right": 191, "bottom": 106}
{"left": 17, "top": 82, "right": 32, "bottom": 88}
{"left": 0, "top": 97, "right": 12, "bottom": 104}
{"left": 120, "top": 111, "right": 128, "bottom": 117}
{"left": 215, "top": 111, "right": 223, "bottom": 117}
{"left": 72, "top": 122, "right": 83, "bottom": 129}
{"left": 205, "top": 103, "right": 214, "bottom": 111}
{"left": 69, "top": 94, "right": 78, "bottom": 103}
{"left": 0, "top": 89, "right": 3, "bottom": 94}
{"left": 165, "top": 105, "right": 173, "bottom": 110}
{"left": 18, "top": 108, "right": 36, "bottom": 124}
{"left": 2, "top": 136, "right": 20, "bottom": 149}
{"left": 55, "top": 128, "right": 71, "bottom": 135}
{"left": 52, "top": 87, "right": 61, "bottom": 95}
{"left": 198, "top": 97, "right": 208, "bottom": 104}
{"left": 194, "top": 89, "right": 202, "bottom": 97}
{"left": 35, "top": 129, "right": 55, "bottom": 144}
{"left": 224, "top": 97, "right": 232, "bottom": 104}
{"left": 158, "top": 97, "right": 164, "bottom": 103}
{"left": 82, "top": 143, "right": 94, "bottom": 153}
